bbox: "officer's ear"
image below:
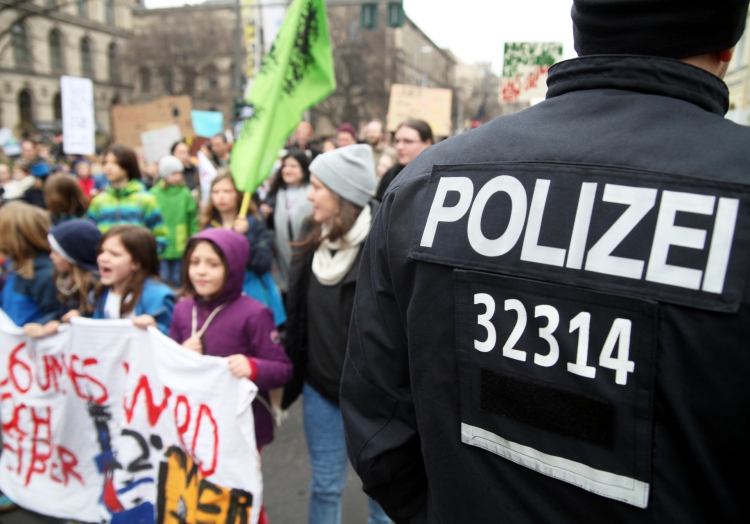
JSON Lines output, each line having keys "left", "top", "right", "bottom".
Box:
{"left": 716, "top": 47, "right": 734, "bottom": 64}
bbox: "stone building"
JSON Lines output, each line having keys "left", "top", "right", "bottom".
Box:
{"left": 0, "top": 0, "right": 134, "bottom": 134}
{"left": 129, "top": 0, "right": 239, "bottom": 126}
{"left": 311, "top": 3, "right": 455, "bottom": 136}
{"left": 726, "top": 15, "right": 750, "bottom": 111}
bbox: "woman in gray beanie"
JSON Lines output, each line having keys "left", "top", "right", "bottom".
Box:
{"left": 282, "top": 144, "right": 390, "bottom": 524}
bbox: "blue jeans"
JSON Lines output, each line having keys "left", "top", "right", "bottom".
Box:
{"left": 160, "top": 258, "right": 183, "bottom": 288}
{"left": 303, "top": 382, "right": 391, "bottom": 524}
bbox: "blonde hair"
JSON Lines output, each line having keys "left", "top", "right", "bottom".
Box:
{"left": 54, "top": 264, "right": 96, "bottom": 315}
{"left": 0, "top": 202, "right": 51, "bottom": 279}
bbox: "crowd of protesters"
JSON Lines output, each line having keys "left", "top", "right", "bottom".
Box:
{"left": 0, "top": 118, "right": 434, "bottom": 522}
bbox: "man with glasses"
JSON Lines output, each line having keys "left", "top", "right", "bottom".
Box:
{"left": 375, "top": 119, "right": 433, "bottom": 201}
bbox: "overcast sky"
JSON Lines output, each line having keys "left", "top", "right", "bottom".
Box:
{"left": 144, "top": 0, "right": 576, "bottom": 72}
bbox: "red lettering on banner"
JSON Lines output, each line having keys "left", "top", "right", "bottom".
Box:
{"left": 36, "top": 355, "right": 65, "bottom": 393}
{"left": 192, "top": 404, "right": 219, "bottom": 477}
{"left": 57, "top": 446, "right": 83, "bottom": 486}
{"left": 174, "top": 395, "right": 191, "bottom": 450}
{"left": 1, "top": 393, "right": 27, "bottom": 475}
{"left": 123, "top": 375, "right": 171, "bottom": 426}
{"left": 25, "top": 407, "right": 52, "bottom": 486}
{"left": 65, "top": 355, "right": 108, "bottom": 404}
{"left": 9, "top": 343, "right": 32, "bottom": 393}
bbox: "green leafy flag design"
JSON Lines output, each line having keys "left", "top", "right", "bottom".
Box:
{"left": 230, "top": 0, "right": 335, "bottom": 193}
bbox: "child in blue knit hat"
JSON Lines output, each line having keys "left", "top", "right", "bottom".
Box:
{"left": 23, "top": 219, "right": 102, "bottom": 338}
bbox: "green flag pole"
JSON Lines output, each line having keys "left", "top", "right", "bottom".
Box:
{"left": 230, "top": 0, "right": 336, "bottom": 196}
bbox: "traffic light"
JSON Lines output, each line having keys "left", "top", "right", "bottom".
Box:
{"left": 361, "top": 3, "right": 377, "bottom": 29}
{"left": 387, "top": 1, "right": 404, "bottom": 28}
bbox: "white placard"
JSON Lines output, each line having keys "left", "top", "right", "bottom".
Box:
{"left": 61, "top": 75, "right": 95, "bottom": 155}
{"left": 140, "top": 124, "right": 182, "bottom": 163}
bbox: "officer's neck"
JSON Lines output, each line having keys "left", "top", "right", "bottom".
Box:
{"left": 680, "top": 48, "right": 734, "bottom": 79}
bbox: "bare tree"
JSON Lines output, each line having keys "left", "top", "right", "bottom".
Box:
{"left": 126, "top": 8, "right": 234, "bottom": 98}
{"left": 312, "top": 6, "right": 390, "bottom": 130}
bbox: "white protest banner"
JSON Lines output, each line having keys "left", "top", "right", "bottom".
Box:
{"left": 0, "top": 312, "right": 262, "bottom": 524}
{"left": 501, "top": 42, "right": 563, "bottom": 103}
{"left": 198, "top": 150, "right": 218, "bottom": 204}
{"left": 141, "top": 124, "right": 182, "bottom": 163}
{"left": 61, "top": 75, "right": 96, "bottom": 155}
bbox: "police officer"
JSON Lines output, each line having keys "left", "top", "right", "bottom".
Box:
{"left": 340, "top": 1, "right": 750, "bottom": 522}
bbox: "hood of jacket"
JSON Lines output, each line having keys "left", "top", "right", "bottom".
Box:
{"left": 190, "top": 228, "right": 249, "bottom": 308}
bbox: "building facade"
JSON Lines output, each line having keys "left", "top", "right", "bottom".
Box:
{"left": 726, "top": 15, "right": 750, "bottom": 111}
{"left": 0, "top": 0, "right": 134, "bottom": 134}
{"left": 129, "top": 0, "right": 240, "bottom": 127}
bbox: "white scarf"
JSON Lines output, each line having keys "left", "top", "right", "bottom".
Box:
{"left": 312, "top": 204, "right": 372, "bottom": 286}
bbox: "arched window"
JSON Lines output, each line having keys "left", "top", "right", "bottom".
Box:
{"left": 53, "top": 92, "right": 62, "bottom": 120}
{"left": 111, "top": 94, "right": 121, "bottom": 107}
{"left": 159, "top": 67, "right": 173, "bottom": 94}
{"left": 49, "top": 29, "right": 64, "bottom": 72}
{"left": 80, "top": 37, "right": 93, "bottom": 77}
{"left": 18, "top": 90, "right": 33, "bottom": 125}
{"left": 12, "top": 24, "right": 30, "bottom": 67}
{"left": 139, "top": 66, "right": 151, "bottom": 93}
{"left": 105, "top": 0, "right": 115, "bottom": 24}
{"left": 77, "top": 0, "right": 88, "bottom": 18}
{"left": 108, "top": 42, "right": 118, "bottom": 83}
{"left": 204, "top": 65, "right": 219, "bottom": 90}
{"left": 182, "top": 67, "right": 195, "bottom": 94}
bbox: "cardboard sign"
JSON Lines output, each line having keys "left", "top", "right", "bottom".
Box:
{"left": 386, "top": 84, "right": 453, "bottom": 137}
{"left": 111, "top": 96, "right": 194, "bottom": 149}
{"left": 141, "top": 124, "right": 182, "bottom": 163}
{"left": 61, "top": 76, "right": 96, "bottom": 155}
{"left": 501, "top": 42, "right": 563, "bottom": 103}
{"left": 0, "top": 313, "right": 262, "bottom": 523}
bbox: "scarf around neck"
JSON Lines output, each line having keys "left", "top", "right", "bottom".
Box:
{"left": 312, "top": 204, "right": 372, "bottom": 286}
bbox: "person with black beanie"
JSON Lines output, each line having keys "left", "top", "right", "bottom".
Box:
{"left": 340, "top": 2, "right": 750, "bottom": 523}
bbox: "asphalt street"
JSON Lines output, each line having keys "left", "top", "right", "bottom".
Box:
{"left": 0, "top": 398, "right": 374, "bottom": 524}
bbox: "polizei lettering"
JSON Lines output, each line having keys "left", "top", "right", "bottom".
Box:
{"left": 409, "top": 163, "right": 750, "bottom": 313}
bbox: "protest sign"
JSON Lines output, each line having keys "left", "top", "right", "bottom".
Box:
{"left": 111, "top": 96, "right": 194, "bottom": 149}
{"left": 198, "top": 150, "right": 218, "bottom": 203}
{"left": 501, "top": 42, "right": 563, "bottom": 103}
{"left": 191, "top": 110, "right": 224, "bottom": 138}
{"left": 61, "top": 75, "right": 95, "bottom": 155}
{"left": 141, "top": 124, "right": 182, "bottom": 163}
{"left": 0, "top": 312, "right": 262, "bottom": 523}
{"left": 386, "top": 84, "right": 453, "bottom": 137}
{"left": 0, "top": 127, "right": 20, "bottom": 156}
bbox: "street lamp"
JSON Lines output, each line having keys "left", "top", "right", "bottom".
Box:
{"left": 413, "top": 45, "right": 432, "bottom": 87}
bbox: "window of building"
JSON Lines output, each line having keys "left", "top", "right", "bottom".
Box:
{"left": 80, "top": 37, "right": 93, "bottom": 77}
{"left": 205, "top": 65, "right": 219, "bottom": 90}
{"left": 49, "top": 29, "right": 64, "bottom": 72}
{"left": 160, "top": 67, "right": 173, "bottom": 94}
{"left": 12, "top": 24, "right": 30, "bottom": 67}
{"left": 139, "top": 66, "right": 151, "bottom": 93}
{"left": 18, "top": 90, "right": 33, "bottom": 125}
{"left": 108, "top": 42, "right": 119, "bottom": 83}
{"left": 78, "top": 0, "right": 88, "bottom": 18}
{"left": 105, "top": 0, "right": 115, "bottom": 24}
{"left": 182, "top": 67, "right": 196, "bottom": 94}
{"left": 53, "top": 92, "right": 62, "bottom": 120}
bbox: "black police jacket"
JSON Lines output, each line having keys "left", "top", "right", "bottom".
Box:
{"left": 340, "top": 55, "right": 750, "bottom": 523}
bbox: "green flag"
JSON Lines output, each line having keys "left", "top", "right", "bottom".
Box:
{"left": 230, "top": 0, "right": 335, "bottom": 194}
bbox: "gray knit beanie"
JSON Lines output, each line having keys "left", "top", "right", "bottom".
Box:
{"left": 309, "top": 144, "right": 376, "bottom": 207}
{"left": 158, "top": 155, "right": 184, "bottom": 178}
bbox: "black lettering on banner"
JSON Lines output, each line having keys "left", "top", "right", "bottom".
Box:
{"left": 411, "top": 163, "right": 750, "bottom": 312}
{"left": 455, "top": 270, "right": 657, "bottom": 508}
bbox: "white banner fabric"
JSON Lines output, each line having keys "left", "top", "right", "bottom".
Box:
{"left": 0, "top": 312, "right": 262, "bottom": 524}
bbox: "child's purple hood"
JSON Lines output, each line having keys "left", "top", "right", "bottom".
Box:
{"left": 190, "top": 228, "right": 248, "bottom": 307}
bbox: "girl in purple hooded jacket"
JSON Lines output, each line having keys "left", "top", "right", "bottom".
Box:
{"left": 169, "top": 228, "right": 292, "bottom": 453}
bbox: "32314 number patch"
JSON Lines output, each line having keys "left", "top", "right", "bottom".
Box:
{"left": 454, "top": 269, "right": 658, "bottom": 508}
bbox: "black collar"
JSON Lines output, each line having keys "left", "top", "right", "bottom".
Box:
{"left": 546, "top": 55, "right": 729, "bottom": 116}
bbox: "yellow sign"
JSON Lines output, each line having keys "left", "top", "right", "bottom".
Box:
{"left": 386, "top": 84, "right": 453, "bottom": 137}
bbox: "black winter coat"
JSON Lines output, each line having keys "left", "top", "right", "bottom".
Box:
{"left": 341, "top": 55, "right": 750, "bottom": 524}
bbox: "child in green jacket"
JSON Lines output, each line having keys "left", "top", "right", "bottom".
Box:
{"left": 150, "top": 155, "right": 199, "bottom": 287}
